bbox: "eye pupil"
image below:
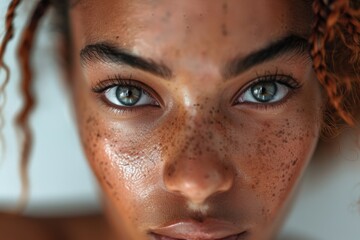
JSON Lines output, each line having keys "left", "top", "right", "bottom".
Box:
{"left": 116, "top": 86, "right": 142, "bottom": 106}
{"left": 251, "top": 82, "right": 277, "bottom": 102}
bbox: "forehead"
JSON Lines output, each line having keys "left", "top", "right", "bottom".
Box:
{"left": 70, "top": 0, "right": 313, "bottom": 63}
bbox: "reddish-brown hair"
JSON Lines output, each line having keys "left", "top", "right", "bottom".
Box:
{"left": 0, "top": 0, "right": 359, "bottom": 211}
{"left": 310, "top": 0, "right": 360, "bottom": 138}
{"left": 0, "top": 0, "right": 50, "bottom": 211}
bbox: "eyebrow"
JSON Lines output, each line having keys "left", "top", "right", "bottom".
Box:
{"left": 80, "top": 34, "right": 309, "bottom": 81}
{"left": 80, "top": 43, "right": 173, "bottom": 79}
{"left": 224, "top": 35, "right": 310, "bottom": 79}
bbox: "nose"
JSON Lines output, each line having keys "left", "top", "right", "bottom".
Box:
{"left": 163, "top": 150, "right": 235, "bottom": 204}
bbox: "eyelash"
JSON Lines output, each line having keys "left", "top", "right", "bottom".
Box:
{"left": 93, "top": 74, "right": 143, "bottom": 93}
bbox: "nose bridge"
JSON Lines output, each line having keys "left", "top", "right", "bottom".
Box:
{"left": 175, "top": 103, "right": 220, "bottom": 158}
{"left": 163, "top": 107, "right": 234, "bottom": 204}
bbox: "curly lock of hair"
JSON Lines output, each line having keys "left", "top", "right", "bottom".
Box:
{"left": 310, "top": 0, "right": 360, "bottom": 137}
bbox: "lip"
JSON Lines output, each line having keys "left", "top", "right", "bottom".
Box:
{"left": 149, "top": 219, "right": 247, "bottom": 240}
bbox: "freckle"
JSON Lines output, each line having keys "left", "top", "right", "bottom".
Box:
{"left": 222, "top": 2, "right": 228, "bottom": 14}
{"left": 221, "top": 23, "right": 228, "bottom": 36}
{"left": 261, "top": 208, "right": 266, "bottom": 215}
{"left": 104, "top": 178, "right": 113, "bottom": 189}
{"left": 86, "top": 117, "right": 92, "bottom": 124}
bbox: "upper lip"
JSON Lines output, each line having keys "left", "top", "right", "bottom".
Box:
{"left": 150, "top": 218, "right": 246, "bottom": 240}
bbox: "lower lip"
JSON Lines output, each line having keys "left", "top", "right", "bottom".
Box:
{"left": 150, "top": 232, "right": 248, "bottom": 240}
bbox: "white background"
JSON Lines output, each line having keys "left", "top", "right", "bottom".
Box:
{"left": 0, "top": 1, "right": 100, "bottom": 215}
{"left": 1, "top": 1, "right": 360, "bottom": 239}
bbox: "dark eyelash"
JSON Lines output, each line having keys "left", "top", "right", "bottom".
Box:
{"left": 251, "top": 74, "right": 302, "bottom": 90}
{"left": 252, "top": 68, "right": 302, "bottom": 88}
{"left": 91, "top": 74, "right": 147, "bottom": 93}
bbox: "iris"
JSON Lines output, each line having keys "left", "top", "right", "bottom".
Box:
{"left": 251, "top": 82, "right": 277, "bottom": 102}
{"left": 115, "top": 86, "right": 142, "bottom": 106}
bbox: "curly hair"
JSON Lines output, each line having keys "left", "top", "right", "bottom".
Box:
{"left": 310, "top": 0, "right": 360, "bottom": 138}
{"left": 0, "top": 0, "right": 50, "bottom": 211}
{"left": 0, "top": 0, "right": 359, "bottom": 211}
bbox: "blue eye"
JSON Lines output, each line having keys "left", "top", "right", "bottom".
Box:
{"left": 104, "top": 85, "right": 158, "bottom": 107}
{"left": 238, "top": 81, "right": 289, "bottom": 103}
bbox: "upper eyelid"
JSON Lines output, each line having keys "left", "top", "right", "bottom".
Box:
{"left": 92, "top": 77, "right": 137, "bottom": 93}
{"left": 252, "top": 75, "right": 299, "bottom": 87}
{"left": 91, "top": 78, "right": 159, "bottom": 100}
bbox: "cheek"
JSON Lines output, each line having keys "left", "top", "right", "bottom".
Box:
{"left": 235, "top": 112, "right": 320, "bottom": 218}
{"left": 78, "top": 114, "right": 158, "bottom": 225}
{"left": 79, "top": 111, "right": 159, "bottom": 196}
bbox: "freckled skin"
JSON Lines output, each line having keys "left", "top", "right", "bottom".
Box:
{"left": 68, "top": 0, "right": 322, "bottom": 239}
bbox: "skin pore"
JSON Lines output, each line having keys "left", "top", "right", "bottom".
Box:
{"left": 67, "top": 0, "right": 324, "bottom": 240}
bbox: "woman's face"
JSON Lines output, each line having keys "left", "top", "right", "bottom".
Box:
{"left": 69, "top": 0, "right": 323, "bottom": 239}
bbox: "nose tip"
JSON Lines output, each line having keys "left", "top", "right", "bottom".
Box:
{"left": 164, "top": 158, "right": 234, "bottom": 204}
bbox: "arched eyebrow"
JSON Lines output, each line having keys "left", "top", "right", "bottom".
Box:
{"left": 80, "top": 34, "right": 309, "bottom": 81}
{"left": 80, "top": 43, "right": 173, "bottom": 79}
{"left": 223, "top": 34, "right": 310, "bottom": 79}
